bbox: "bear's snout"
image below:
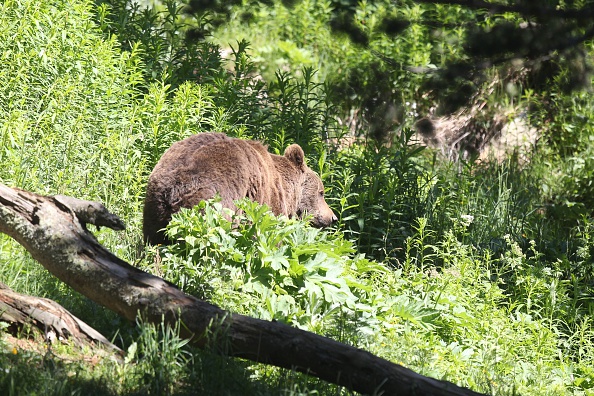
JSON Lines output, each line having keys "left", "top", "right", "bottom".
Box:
{"left": 311, "top": 205, "right": 338, "bottom": 228}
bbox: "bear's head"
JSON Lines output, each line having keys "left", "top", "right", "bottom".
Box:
{"left": 284, "top": 144, "right": 338, "bottom": 228}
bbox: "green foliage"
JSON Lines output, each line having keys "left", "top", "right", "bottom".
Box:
{"left": 0, "top": 332, "right": 118, "bottom": 395}
{"left": 155, "top": 199, "right": 385, "bottom": 333}
{"left": 535, "top": 105, "right": 594, "bottom": 226}
{"left": 213, "top": 0, "right": 469, "bottom": 138}
{"left": 96, "top": 1, "right": 336, "bottom": 152}
{"left": 148, "top": 196, "right": 594, "bottom": 394}
{"left": 326, "top": 130, "right": 431, "bottom": 264}
{"left": 373, "top": 224, "right": 594, "bottom": 395}
{"left": 266, "top": 67, "right": 338, "bottom": 153}
{"left": 121, "top": 317, "right": 193, "bottom": 395}
{"left": 505, "top": 46, "right": 594, "bottom": 227}
{"left": 96, "top": 0, "right": 225, "bottom": 90}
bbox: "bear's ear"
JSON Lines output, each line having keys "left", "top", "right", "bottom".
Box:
{"left": 284, "top": 144, "right": 305, "bottom": 170}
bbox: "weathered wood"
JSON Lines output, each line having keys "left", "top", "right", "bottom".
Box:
{"left": 0, "top": 183, "right": 486, "bottom": 396}
{"left": 53, "top": 195, "right": 125, "bottom": 231}
{"left": 0, "top": 282, "right": 122, "bottom": 357}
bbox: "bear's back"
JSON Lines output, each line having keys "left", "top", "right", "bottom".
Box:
{"left": 151, "top": 133, "right": 230, "bottom": 177}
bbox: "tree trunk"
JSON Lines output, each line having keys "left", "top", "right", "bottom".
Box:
{"left": 0, "top": 183, "right": 486, "bottom": 396}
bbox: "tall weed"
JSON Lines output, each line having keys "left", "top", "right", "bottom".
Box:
{"left": 96, "top": 0, "right": 224, "bottom": 91}
{"left": 326, "top": 129, "right": 431, "bottom": 264}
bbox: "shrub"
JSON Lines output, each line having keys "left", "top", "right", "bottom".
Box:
{"left": 149, "top": 199, "right": 389, "bottom": 335}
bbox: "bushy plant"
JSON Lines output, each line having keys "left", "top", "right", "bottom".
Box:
{"left": 95, "top": 0, "right": 225, "bottom": 91}
{"left": 213, "top": 0, "right": 478, "bottom": 141}
{"left": 151, "top": 199, "right": 389, "bottom": 334}
{"left": 95, "top": 1, "right": 337, "bottom": 153}
{"left": 326, "top": 129, "right": 432, "bottom": 264}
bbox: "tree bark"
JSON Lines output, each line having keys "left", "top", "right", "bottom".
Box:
{"left": 0, "top": 282, "right": 122, "bottom": 356}
{"left": 0, "top": 183, "right": 486, "bottom": 396}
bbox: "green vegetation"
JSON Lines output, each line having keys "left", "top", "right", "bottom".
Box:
{"left": 0, "top": 0, "right": 593, "bottom": 395}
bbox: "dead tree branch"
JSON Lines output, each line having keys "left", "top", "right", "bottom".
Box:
{"left": 0, "top": 282, "right": 122, "bottom": 356}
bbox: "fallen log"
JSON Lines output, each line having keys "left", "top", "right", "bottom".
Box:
{"left": 0, "top": 183, "right": 486, "bottom": 396}
{"left": 0, "top": 282, "right": 122, "bottom": 357}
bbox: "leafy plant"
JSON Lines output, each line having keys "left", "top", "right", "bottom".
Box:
{"left": 156, "top": 199, "right": 388, "bottom": 333}
{"left": 326, "top": 129, "right": 431, "bottom": 264}
{"left": 96, "top": 0, "right": 224, "bottom": 91}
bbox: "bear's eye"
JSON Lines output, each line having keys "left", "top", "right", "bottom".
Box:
{"left": 319, "top": 191, "right": 324, "bottom": 197}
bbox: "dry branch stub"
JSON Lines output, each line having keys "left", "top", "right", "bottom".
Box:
{"left": 414, "top": 105, "right": 537, "bottom": 163}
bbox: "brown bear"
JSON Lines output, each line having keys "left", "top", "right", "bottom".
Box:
{"left": 143, "top": 132, "right": 337, "bottom": 245}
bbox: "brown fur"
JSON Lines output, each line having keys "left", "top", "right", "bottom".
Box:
{"left": 143, "top": 133, "right": 337, "bottom": 245}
